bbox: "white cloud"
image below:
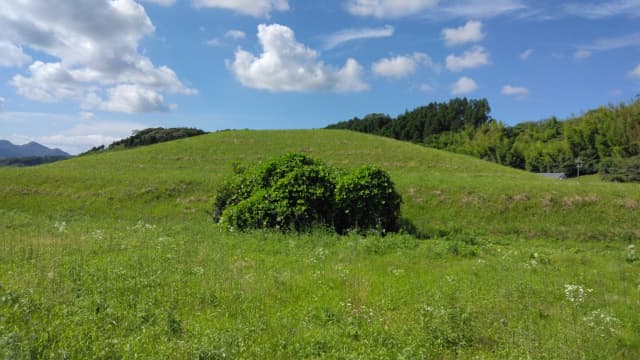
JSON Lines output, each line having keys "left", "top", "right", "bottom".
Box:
{"left": 0, "top": 41, "right": 32, "bottom": 67}
{"left": 225, "top": 30, "right": 246, "bottom": 40}
{"left": 442, "top": 20, "right": 485, "bottom": 46}
{"left": 37, "top": 121, "right": 148, "bottom": 154}
{"left": 574, "top": 49, "right": 592, "bottom": 59}
{"left": 96, "top": 84, "right": 174, "bottom": 113}
{"left": 450, "top": 76, "right": 478, "bottom": 95}
{"left": 79, "top": 111, "right": 96, "bottom": 121}
{"left": 228, "top": 24, "right": 368, "bottom": 92}
{"left": 0, "top": 0, "right": 195, "bottom": 113}
{"left": 501, "top": 85, "right": 529, "bottom": 96}
{"left": 193, "top": 0, "right": 289, "bottom": 17}
{"left": 11, "top": 62, "right": 86, "bottom": 103}
{"left": 572, "top": 32, "right": 640, "bottom": 60}
{"left": 372, "top": 53, "right": 435, "bottom": 79}
{"left": 346, "top": 0, "right": 438, "bottom": 18}
{"left": 207, "top": 29, "right": 247, "bottom": 47}
{"left": 141, "top": 0, "right": 176, "bottom": 6}
{"left": 324, "top": 25, "right": 394, "bottom": 50}
{"left": 206, "top": 38, "right": 222, "bottom": 47}
{"left": 520, "top": 48, "right": 533, "bottom": 60}
{"left": 419, "top": 83, "right": 435, "bottom": 92}
{"left": 580, "top": 33, "right": 640, "bottom": 51}
{"left": 1, "top": 111, "right": 147, "bottom": 154}
{"left": 630, "top": 64, "right": 640, "bottom": 78}
{"left": 0, "top": 97, "right": 5, "bottom": 112}
{"left": 446, "top": 46, "right": 491, "bottom": 72}
{"left": 345, "top": 0, "right": 526, "bottom": 19}
{"left": 564, "top": 0, "right": 640, "bottom": 18}
{"left": 440, "top": 0, "right": 527, "bottom": 19}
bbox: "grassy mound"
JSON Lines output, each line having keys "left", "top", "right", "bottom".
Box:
{"left": 1, "top": 130, "right": 639, "bottom": 358}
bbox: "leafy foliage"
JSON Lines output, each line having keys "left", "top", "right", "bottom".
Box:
{"left": 327, "top": 97, "right": 491, "bottom": 142}
{"left": 213, "top": 153, "right": 402, "bottom": 234}
{"left": 81, "top": 127, "right": 207, "bottom": 155}
{"left": 327, "top": 98, "right": 640, "bottom": 181}
{"left": 335, "top": 166, "right": 402, "bottom": 234}
{"left": 600, "top": 155, "right": 640, "bottom": 182}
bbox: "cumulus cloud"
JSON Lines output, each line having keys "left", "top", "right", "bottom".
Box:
{"left": 324, "top": 25, "right": 394, "bottom": 50}
{"left": 96, "top": 84, "right": 174, "bottom": 113}
{"left": 346, "top": 0, "right": 526, "bottom": 19}
{"left": 228, "top": 24, "right": 369, "bottom": 92}
{"left": 446, "top": 46, "right": 491, "bottom": 72}
{"left": 564, "top": 0, "right": 640, "bottom": 18}
{"left": 630, "top": 64, "right": 640, "bottom": 78}
{"left": 451, "top": 76, "right": 478, "bottom": 95}
{"left": 193, "top": 0, "right": 289, "bottom": 17}
{"left": 442, "top": 20, "right": 485, "bottom": 46}
{"left": 520, "top": 49, "right": 534, "bottom": 60}
{"left": 372, "top": 53, "right": 436, "bottom": 79}
{"left": 0, "top": 42, "right": 32, "bottom": 67}
{"left": 0, "top": 0, "right": 195, "bottom": 113}
{"left": 502, "top": 85, "right": 529, "bottom": 96}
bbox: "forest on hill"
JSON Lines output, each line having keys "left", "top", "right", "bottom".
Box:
{"left": 327, "top": 98, "right": 640, "bottom": 181}
{"left": 81, "top": 127, "right": 207, "bottom": 155}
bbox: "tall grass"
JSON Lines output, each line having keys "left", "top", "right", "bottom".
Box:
{"left": 1, "top": 130, "right": 639, "bottom": 358}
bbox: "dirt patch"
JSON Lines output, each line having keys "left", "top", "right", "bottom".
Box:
{"left": 617, "top": 198, "right": 639, "bottom": 209}
{"left": 562, "top": 194, "right": 599, "bottom": 208}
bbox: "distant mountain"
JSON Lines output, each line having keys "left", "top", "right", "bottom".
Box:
{"left": 0, "top": 140, "right": 70, "bottom": 159}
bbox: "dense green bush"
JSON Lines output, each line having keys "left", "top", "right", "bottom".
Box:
{"left": 334, "top": 166, "right": 402, "bottom": 234}
{"left": 600, "top": 156, "right": 640, "bottom": 182}
{"left": 213, "top": 153, "right": 402, "bottom": 234}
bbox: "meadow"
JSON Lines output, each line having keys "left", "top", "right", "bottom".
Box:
{"left": 1, "top": 130, "right": 639, "bottom": 358}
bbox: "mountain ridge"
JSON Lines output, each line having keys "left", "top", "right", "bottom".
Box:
{"left": 0, "top": 139, "right": 70, "bottom": 159}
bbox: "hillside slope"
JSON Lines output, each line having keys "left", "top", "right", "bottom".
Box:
{"left": 1, "top": 129, "right": 639, "bottom": 240}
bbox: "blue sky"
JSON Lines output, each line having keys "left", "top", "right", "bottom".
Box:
{"left": 1, "top": 0, "right": 640, "bottom": 154}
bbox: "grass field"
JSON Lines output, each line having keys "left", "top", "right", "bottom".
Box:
{"left": 1, "top": 130, "right": 639, "bottom": 358}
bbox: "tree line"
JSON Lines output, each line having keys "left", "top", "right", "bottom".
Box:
{"left": 82, "top": 127, "right": 207, "bottom": 155}
{"left": 326, "top": 98, "right": 640, "bottom": 182}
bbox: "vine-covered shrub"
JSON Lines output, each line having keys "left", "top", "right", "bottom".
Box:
{"left": 335, "top": 166, "right": 402, "bottom": 234}
{"left": 213, "top": 153, "right": 402, "bottom": 234}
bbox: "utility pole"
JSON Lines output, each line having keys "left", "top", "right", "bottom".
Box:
{"left": 576, "top": 158, "right": 583, "bottom": 179}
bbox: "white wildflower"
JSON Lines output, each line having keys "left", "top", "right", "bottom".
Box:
{"left": 54, "top": 221, "right": 66, "bottom": 233}
{"left": 92, "top": 230, "right": 105, "bottom": 240}
{"left": 583, "top": 309, "right": 620, "bottom": 335}
{"left": 564, "top": 284, "right": 593, "bottom": 305}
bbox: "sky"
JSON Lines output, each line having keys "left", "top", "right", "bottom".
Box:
{"left": 1, "top": 0, "right": 640, "bottom": 154}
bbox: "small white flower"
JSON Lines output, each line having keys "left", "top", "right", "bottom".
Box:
{"left": 564, "top": 284, "right": 592, "bottom": 305}
{"left": 92, "top": 230, "right": 104, "bottom": 240}
{"left": 54, "top": 221, "right": 67, "bottom": 233}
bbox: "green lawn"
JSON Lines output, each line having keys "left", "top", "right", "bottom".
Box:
{"left": 1, "top": 130, "right": 639, "bottom": 358}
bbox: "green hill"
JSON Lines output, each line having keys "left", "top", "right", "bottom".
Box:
{"left": 2, "top": 129, "right": 639, "bottom": 240}
{"left": 1, "top": 130, "right": 639, "bottom": 358}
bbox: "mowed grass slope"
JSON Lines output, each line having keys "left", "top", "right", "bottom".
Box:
{"left": 1, "top": 130, "right": 639, "bottom": 358}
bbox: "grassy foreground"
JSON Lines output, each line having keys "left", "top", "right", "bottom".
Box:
{"left": 1, "top": 130, "right": 639, "bottom": 358}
